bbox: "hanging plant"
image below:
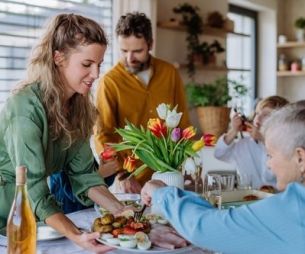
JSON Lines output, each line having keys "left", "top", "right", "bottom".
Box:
{"left": 173, "top": 3, "right": 203, "bottom": 78}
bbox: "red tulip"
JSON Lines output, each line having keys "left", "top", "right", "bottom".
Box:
{"left": 202, "top": 134, "right": 216, "bottom": 146}
{"left": 147, "top": 118, "right": 167, "bottom": 138}
{"left": 123, "top": 156, "right": 137, "bottom": 173}
{"left": 100, "top": 144, "right": 117, "bottom": 161}
{"left": 182, "top": 126, "right": 196, "bottom": 139}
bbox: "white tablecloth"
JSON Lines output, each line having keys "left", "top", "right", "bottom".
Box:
{"left": 0, "top": 208, "right": 215, "bottom": 254}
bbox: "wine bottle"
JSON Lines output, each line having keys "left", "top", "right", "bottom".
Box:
{"left": 7, "top": 166, "right": 36, "bottom": 254}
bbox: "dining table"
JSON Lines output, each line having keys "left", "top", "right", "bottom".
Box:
{"left": 0, "top": 207, "right": 217, "bottom": 254}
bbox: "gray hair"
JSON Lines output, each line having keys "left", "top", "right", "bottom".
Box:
{"left": 262, "top": 103, "right": 305, "bottom": 157}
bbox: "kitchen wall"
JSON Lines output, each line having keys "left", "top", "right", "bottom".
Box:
{"left": 156, "top": 0, "right": 305, "bottom": 104}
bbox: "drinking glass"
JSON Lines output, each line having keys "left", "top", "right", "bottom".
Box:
{"left": 237, "top": 173, "right": 253, "bottom": 190}
{"left": 203, "top": 173, "right": 222, "bottom": 209}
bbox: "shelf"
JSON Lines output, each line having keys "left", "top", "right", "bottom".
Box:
{"left": 277, "top": 41, "right": 305, "bottom": 48}
{"left": 179, "top": 63, "right": 227, "bottom": 71}
{"left": 277, "top": 71, "right": 305, "bottom": 77}
{"left": 177, "top": 63, "right": 250, "bottom": 72}
{"left": 157, "top": 21, "right": 250, "bottom": 38}
{"left": 228, "top": 68, "right": 251, "bottom": 72}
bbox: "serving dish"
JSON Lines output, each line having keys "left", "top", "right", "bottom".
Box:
{"left": 220, "top": 189, "right": 274, "bottom": 209}
{"left": 96, "top": 238, "right": 192, "bottom": 253}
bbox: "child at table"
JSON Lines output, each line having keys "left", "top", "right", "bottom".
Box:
{"left": 214, "top": 95, "right": 288, "bottom": 189}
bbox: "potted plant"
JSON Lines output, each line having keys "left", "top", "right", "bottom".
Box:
{"left": 294, "top": 17, "right": 305, "bottom": 42}
{"left": 186, "top": 77, "right": 248, "bottom": 138}
{"left": 173, "top": 4, "right": 225, "bottom": 77}
{"left": 192, "top": 40, "right": 225, "bottom": 66}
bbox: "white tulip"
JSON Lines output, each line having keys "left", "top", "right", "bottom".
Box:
{"left": 193, "top": 155, "right": 201, "bottom": 166}
{"left": 156, "top": 103, "right": 168, "bottom": 120}
{"left": 183, "top": 157, "right": 196, "bottom": 175}
{"left": 165, "top": 110, "right": 182, "bottom": 128}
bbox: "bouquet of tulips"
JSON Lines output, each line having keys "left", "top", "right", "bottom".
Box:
{"left": 111, "top": 103, "right": 207, "bottom": 177}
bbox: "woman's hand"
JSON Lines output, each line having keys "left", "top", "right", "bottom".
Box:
{"left": 88, "top": 185, "right": 124, "bottom": 214}
{"left": 46, "top": 213, "right": 114, "bottom": 253}
{"left": 73, "top": 231, "right": 114, "bottom": 253}
{"left": 141, "top": 180, "right": 167, "bottom": 206}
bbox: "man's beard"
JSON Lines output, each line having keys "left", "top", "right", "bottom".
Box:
{"left": 124, "top": 56, "right": 151, "bottom": 74}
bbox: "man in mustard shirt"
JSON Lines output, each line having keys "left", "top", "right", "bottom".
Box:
{"left": 94, "top": 12, "right": 190, "bottom": 191}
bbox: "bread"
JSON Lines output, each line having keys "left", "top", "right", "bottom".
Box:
{"left": 260, "top": 185, "right": 276, "bottom": 193}
{"left": 243, "top": 194, "right": 259, "bottom": 201}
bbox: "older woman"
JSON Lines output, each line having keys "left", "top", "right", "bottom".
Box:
{"left": 141, "top": 103, "right": 305, "bottom": 254}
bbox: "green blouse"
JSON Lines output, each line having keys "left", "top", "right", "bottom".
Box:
{"left": 0, "top": 83, "right": 105, "bottom": 228}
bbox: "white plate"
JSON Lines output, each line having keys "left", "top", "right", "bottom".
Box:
{"left": 0, "top": 222, "right": 64, "bottom": 243}
{"left": 36, "top": 224, "right": 64, "bottom": 241}
{"left": 96, "top": 238, "right": 192, "bottom": 253}
{"left": 112, "top": 193, "right": 141, "bottom": 202}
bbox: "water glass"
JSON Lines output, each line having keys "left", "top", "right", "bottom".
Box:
{"left": 203, "top": 173, "right": 222, "bottom": 209}
{"left": 237, "top": 173, "right": 252, "bottom": 190}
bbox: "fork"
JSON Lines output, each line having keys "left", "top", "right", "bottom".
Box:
{"left": 134, "top": 204, "right": 147, "bottom": 222}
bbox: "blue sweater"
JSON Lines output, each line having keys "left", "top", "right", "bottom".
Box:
{"left": 153, "top": 183, "right": 305, "bottom": 254}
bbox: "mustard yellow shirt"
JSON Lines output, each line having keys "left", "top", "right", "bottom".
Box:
{"left": 94, "top": 57, "right": 190, "bottom": 184}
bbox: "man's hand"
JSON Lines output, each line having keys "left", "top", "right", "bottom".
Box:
{"left": 121, "top": 175, "right": 142, "bottom": 193}
{"left": 141, "top": 180, "right": 167, "bottom": 206}
{"left": 98, "top": 158, "right": 121, "bottom": 178}
{"left": 110, "top": 172, "right": 142, "bottom": 193}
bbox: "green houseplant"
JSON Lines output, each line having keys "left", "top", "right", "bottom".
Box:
{"left": 186, "top": 77, "right": 248, "bottom": 138}
{"left": 294, "top": 17, "right": 305, "bottom": 42}
{"left": 173, "top": 3, "right": 225, "bottom": 78}
{"left": 173, "top": 3, "right": 203, "bottom": 77}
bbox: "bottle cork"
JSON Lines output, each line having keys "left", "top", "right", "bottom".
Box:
{"left": 16, "top": 166, "right": 27, "bottom": 185}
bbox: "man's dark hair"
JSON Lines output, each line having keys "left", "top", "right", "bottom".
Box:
{"left": 116, "top": 12, "right": 153, "bottom": 45}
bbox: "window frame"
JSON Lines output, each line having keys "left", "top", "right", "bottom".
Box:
{"left": 229, "top": 4, "right": 258, "bottom": 98}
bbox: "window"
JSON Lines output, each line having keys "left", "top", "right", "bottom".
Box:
{"left": 227, "top": 5, "right": 257, "bottom": 116}
{"left": 0, "top": 0, "right": 112, "bottom": 109}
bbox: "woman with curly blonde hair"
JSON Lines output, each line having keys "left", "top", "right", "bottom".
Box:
{"left": 0, "top": 13, "right": 124, "bottom": 252}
